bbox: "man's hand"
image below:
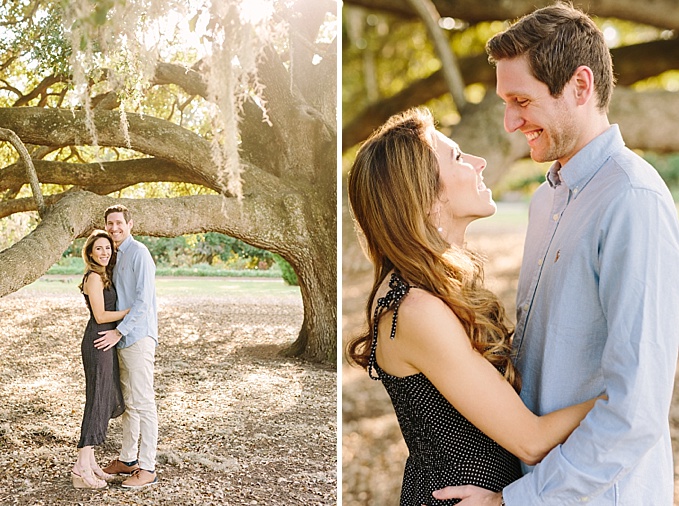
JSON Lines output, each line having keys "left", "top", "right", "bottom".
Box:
{"left": 432, "top": 485, "right": 502, "bottom": 505}
{"left": 94, "top": 329, "right": 122, "bottom": 351}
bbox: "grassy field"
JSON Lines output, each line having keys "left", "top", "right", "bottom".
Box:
{"left": 20, "top": 275, "right": 301, "bottom": 298}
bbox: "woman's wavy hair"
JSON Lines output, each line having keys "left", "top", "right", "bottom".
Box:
{"left": 78, "top": 230, "right": 117, "bottom": 291}
{"left": 346, "top": 107, "right": 520, "bottom": 391}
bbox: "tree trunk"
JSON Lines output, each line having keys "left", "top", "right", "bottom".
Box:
{"left": 285, "top": 250, "right": 337, "bottom": 362}
{"left": 0, "top": 3, "right": 337, "bottom": 362}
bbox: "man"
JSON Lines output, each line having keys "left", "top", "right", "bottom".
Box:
{"left": 94, "top": 204, "right": 159, "bottom": 488}
{"left": 435, "top": 2, "right": 679, "bottom": 504}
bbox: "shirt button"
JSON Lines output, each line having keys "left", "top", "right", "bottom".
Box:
{"left": 552, "top": 213, "right": 559, "bottom": 221}
{"left": 523, "top": 304, "right": 529, "bottom": 311}
{"left": 537, "top": 258, "right": 543, "bottom": 266}
{"left": 573, "top": 188, "right": 579, "bottom": 194}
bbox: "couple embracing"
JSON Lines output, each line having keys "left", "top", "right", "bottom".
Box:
{"left": 348, "top": 3, "right": 679, "bottom": 505}
{"left": 71, "top": 205, "right": 159, "bottom": 490}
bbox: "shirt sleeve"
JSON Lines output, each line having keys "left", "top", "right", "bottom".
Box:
{"left": 116, "top": 245, "right": 156, "bottom": 337}
{"left": 504, "top": 188, "right": 679, "bottom": 504}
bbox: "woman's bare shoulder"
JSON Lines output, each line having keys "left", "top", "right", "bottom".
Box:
{"left": 400, "top": 287, "right": 452, "bottom": 317}
{"left": 83, "top": 271, "right": 103, "bottom": 293}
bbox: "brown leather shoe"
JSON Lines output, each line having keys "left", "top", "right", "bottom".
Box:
{"left": 121, "top": 469, "right": 158, "bottom": 488}
{"left": 102, "top": 458, "right": 140, "bottom": 476}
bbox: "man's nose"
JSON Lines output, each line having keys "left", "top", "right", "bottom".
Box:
{"left": 504, "top": 106, "right": 523, "bottom": 133}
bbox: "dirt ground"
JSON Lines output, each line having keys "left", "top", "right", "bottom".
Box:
{"left": 0, "top": 285, "right": 336, "bottom": 505}
{"left": 341, "top": 201, "right": 679, "bottom": 505}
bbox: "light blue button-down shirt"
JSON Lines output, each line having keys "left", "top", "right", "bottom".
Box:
{"left": 113, "top": 235, "right": 158, "bottom": 348}
{"left": 504, "top": 125, "right": 679, "bottom": 504}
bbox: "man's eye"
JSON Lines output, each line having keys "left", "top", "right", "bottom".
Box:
{"left": 517, "top": 99, "right": 529, "bottom": 106}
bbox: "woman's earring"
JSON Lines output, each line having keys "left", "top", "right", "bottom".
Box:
{"left": 436, "top": 207, "right": 443, "bottom": 233}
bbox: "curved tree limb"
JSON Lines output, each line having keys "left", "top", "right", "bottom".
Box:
{"left": 342, "top": 0, "right": 679, "bottom": 30}
{"left": 0, "top": 158, "right": 213, "bottom": 192}
{"left": 0, "top": 107, "right": 288, "bottom": 196}
{"left": 609, "top": 87, "right": 679, "bottom": 153}
{"left": 0, "top": 127, "right": 46, "bottom": 217}
{"left": 289, "top": 0, "right": 337, "bottom": 108}
{"left": 404, "top": 0, "right": 466, "bottom": 111}
{"left": 343, "top": 37, "right": 679, "bottom": 151}
{"left": 0, "top": 193, "right": 60, "bottom": 220}
{"left": 13, "top": 75, "right": 65, "bottom": 107}
{"left": 0, "top": 189, "right": 311, "bottom": 298}
{"left": 151, "top": 60, "right": 305, "bottom": 179}
{"left": 153, "top": 62, "right": 208, "bottom": 99}
{"left": 0, "top": 192, "right": 94, "bottom": 296}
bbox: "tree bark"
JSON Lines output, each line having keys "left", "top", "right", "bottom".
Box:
{"left": 0, "top": 158, "right": 211, "bottom": 191}
{"left": 404, "top": 0, "right": 466, "bottom": 111}
{"left": 1, "top": 3, "right": 337, "bottom": 362}
{"left": 0, "top": 128, "right": 46, "bottom": 217}
{"left": 342, "top": 38, "right": 679, "bottom": 151}
{"left": 343, "top": 0, "right": 679, "bottom": 30}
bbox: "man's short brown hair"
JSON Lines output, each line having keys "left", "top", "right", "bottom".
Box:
{"left": 104, "top": 204, "right": 131, "bottom": 223}
{"left": 486, "top": 2, "right": 615, "bottom": 111}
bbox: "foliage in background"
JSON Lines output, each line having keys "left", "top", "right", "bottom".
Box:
{"left": 491, "top": 152, "right": 679, "bottom": 201}
{"left": 644, "top": 152, "right": 679, "bottom": 200}
{"left": 54, "top": 232, "right": 299, "bottom": 279}
{"left": 273, "top": 254, "right": 299, "bottom": 286}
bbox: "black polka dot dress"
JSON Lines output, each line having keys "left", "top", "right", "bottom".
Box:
{"left": 368, "top": 273, "right": 522, "bottom": 505}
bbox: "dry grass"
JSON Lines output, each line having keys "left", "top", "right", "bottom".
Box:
{"left": 341, "top": 200, "right": 679, "bottom": 505}
{"left": 0, "top": 283, "right": 336, "bottom": 505}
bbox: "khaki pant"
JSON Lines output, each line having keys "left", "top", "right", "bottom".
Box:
{"left": 118, "top": 336, "right": 158, "bottom": 471}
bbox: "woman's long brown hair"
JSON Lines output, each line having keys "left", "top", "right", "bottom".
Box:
{"left": 78, "top": 230, "right": 117, "bottom": 292}
{"left": 346, "top": 107, "right": 520, "bottom": 391}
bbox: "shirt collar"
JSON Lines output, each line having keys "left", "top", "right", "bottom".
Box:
{"left": 117, "top": 235, "right": 133, "bottom": 253}
{"left": 545, "top": 124, "right": 624, "bottom": 193}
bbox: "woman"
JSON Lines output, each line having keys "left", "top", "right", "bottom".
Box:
{"left": 346, "top": 108, "right": 604, "bottom": 505}
{"left": 72, "top": 230, "right": 129, "bottom": 489}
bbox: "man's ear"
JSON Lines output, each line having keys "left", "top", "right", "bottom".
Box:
{"left": 128, "top": 219, "right": 134, "bottom": 231}
{"left": 572, "top": 65, "right": 595, "bottom": 106}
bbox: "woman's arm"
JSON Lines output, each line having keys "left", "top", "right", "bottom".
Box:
{"left": 380, "top": 289, "right": 602, "bottom": 466}
{"left": 84, "top": 273, "right": 131, "bottom": 324}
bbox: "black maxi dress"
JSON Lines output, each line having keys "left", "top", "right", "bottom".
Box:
{"left": 368, "top": 273, "right": 522, "bottom": 505}
{"left": 77, "top": 273, "right": 125, "bottom": 448}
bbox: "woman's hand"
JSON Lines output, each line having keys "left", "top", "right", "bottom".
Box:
{"left": 431, "top": 485, "right": 502, "bottom": 505}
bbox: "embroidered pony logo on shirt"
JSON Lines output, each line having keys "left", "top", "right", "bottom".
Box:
{"left": 554, "top": 250, "right": 561, "bottom": 263}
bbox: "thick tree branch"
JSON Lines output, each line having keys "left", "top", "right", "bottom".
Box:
{"left": 0, "top": 158, "right": 213, "bottom": 192}
{"left": 0, "top": 193, "right": 63, "bottom": 220}
{"left": 343, "top": 0, "right": 679, "bottom": 30}
{"left": 0, "top": 192, "right": 95, "bottom": 297}
{"left": 343, "top": 38, "right": 679, "bottom": 150}
{"left": 405, "top": 0, "right": 466, "bottom": 111}
{"left": 152, "top": 62, "right": 208, "bottom": 99}
{"left": 13, "top": 75, "right": 65, "bottom": 107}
{"left": 246, "top": 48, "right": 335, "bottom": 183}
{"left": 609, "top": 87, "right": 679, "bottom": 153}
{"left": 0, "top": 127, "right": 46, "bottom": 217}
{"left": 144, "top": 58, "right": 336, "bottom": 185}
{"left": 0, "top": 107, "right": 288, "bottom": 197}
{"left": 0, "top": 190, "right": 311, "bottom": 297}
{"left": 289, "top": 0, "right": 336, "bottom": 108}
